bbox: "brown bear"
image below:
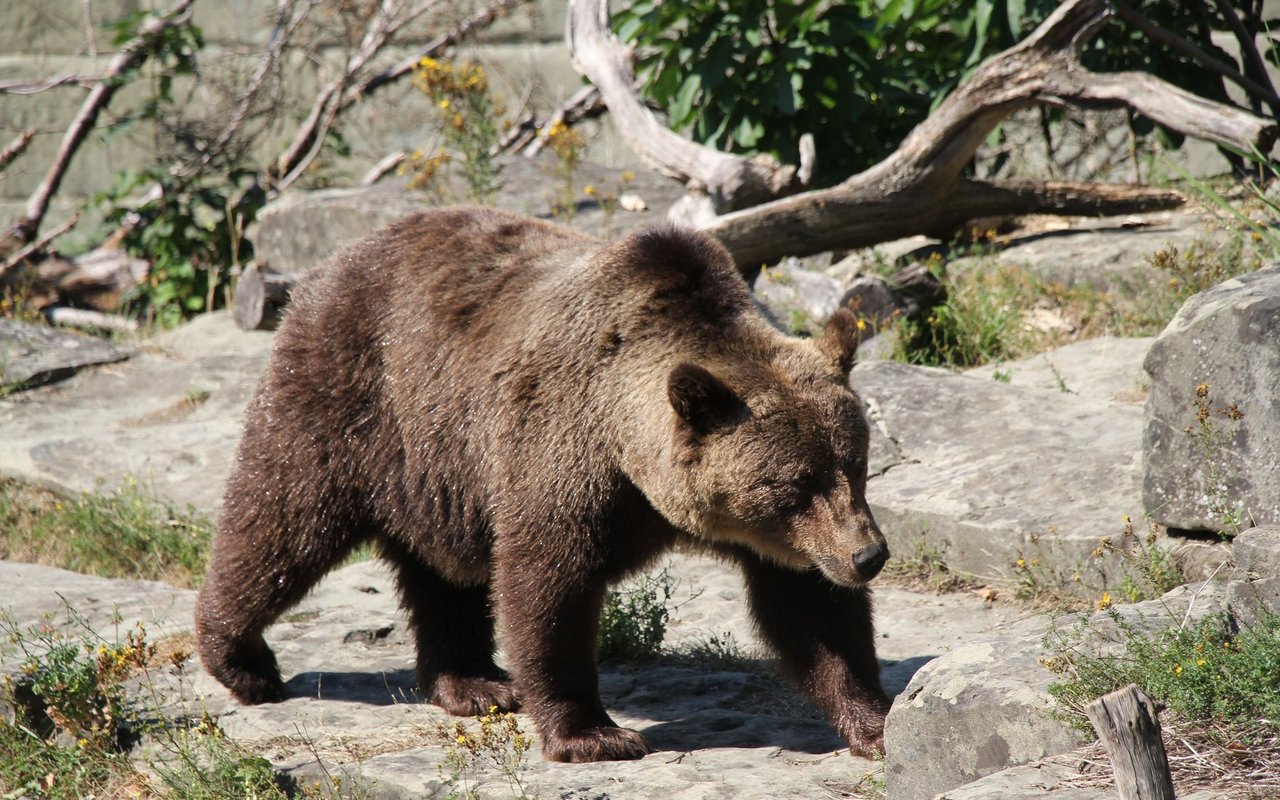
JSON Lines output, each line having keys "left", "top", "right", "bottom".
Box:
{"left": 195, "top": 207, "right": 891, "bottom": 762}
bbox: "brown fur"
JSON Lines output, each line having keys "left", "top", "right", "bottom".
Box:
{"left": 195, "top": 207, "right": 891, "bottom": 762}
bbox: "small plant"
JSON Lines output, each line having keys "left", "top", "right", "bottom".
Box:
{"left": 674, "top": 631, "right": 756, "bottom": 672}
{"left": 408, "top": 57, "right": 504, "bottom": 203}
{"left": 1044, "top": 607, "right": 1280, "bottom": 743}
{"left": 881, "top": 541, "right": 979, "bottom": 594}
{"left": 583, "top": 169, "right": 637, "bottom": 235}
{"left": 598, "top": 568, "right": 675, "bottom": 662}
{"left": 0, "top": 476, "right": 214, "bottom": 588}
{"left": 151, "top": 715, "right": 294, "bottom": 800}
{"left": 434, "top": 707, "right": 534, "bottom": 800}
{"left": 97, "top": 167, "right": 262, "bottom": 330}
{"left": 1184, "top": 382, "right": 1248, "bottom": 535}
{"left": 542, "top": 120, "right": 587, "bottom": 220}
{"left": 1090, "top": 516, "right": 1184, "bottom": 604}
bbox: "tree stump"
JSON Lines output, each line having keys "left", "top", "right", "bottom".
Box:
{"left": 1084, "top": 685, "right": 1176, "bottom": 800}
{"left": 232, "top": 263, "right": 295, "bottom": 331}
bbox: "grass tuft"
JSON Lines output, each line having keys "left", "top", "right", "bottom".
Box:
{"left": 0, "top": 476, "right": 213, "bottom": 588}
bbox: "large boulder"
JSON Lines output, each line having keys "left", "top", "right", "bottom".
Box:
{"left": 1142, "top": 265, "right": 1280, "bottom": 532}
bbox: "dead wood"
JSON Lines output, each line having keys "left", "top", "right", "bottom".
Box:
{"left": 571, "top": 0, "right": 1277, "bottom": 271}
{"left": 0, "top": 0, "right": 196, "bottom": 261}
{"left": 1085, "top": 685, "right": 1176, "bottom": 800}
{"left": 0, "top": 130, "right": 34, "bottom": 174}
{"left": 566, "top": 0, "right": 811, "bottom": 212}
{"left": 232, "top": 264, "right": 296, "bottom": 331}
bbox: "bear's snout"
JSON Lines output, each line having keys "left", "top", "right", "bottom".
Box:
{"left": 852, "top": 541, "right": 889, "bottom": 581}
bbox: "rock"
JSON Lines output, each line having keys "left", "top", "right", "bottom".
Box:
{"left": 1232, "top": 525, "right": 1280, "bottom": 580}
{"left": 252, "top": 182, "right": 432, "bottom": 275}
{"left": 857, "top": 338, "right": 1149, "bottom": 589}
{"left": 965, "top": 336, "right": 1154, "bottom": 401}
{"left": 0, "top": 311, "right": 271, "bottom": 512}
{"left": 1142, "top": 265, "right": 1280, "bottom": 532}
{"left": 753, "top": 257, "right": 844, "bottom": 334}
{"left": 0, "top": 319, "right": 132, "bottom": 391}
{"left": 0, "top": 553, "right": 1030, "bottom": 800}
{"left": 949, "top": 211, "right": 1215, "bottom": 292}
{"left": 882, "top": 617, "right": 1088, "bottom": 800}
{"left": 253, "top": 157, "right": 686, "bottom": 276}
{"left": 888, "top": 581, "right": 1232, "bottom": 800}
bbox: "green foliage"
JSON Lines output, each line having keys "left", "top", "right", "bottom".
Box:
{"left": 0, "top": 476, "right": 214, "bottom": 588}
{"left": 1045, "top": 608, "right": 1280, "bottom": 740}
{"left": 616, "top": 1, "right": 1277, "bottom": 184}
{"left": 0, "top": 722, "right": 123, "bottom": 800}
{"left": 96, "top": 168, "right": 263, "bottom": 329}
{"left": 616, "top": 0, "right": 1042, "bottom": 183}
{"left": 598, "top": 569, "right": 674, "bottom": 662}
{"left": 152, "top": 720, "right": 294, "bottom": 800}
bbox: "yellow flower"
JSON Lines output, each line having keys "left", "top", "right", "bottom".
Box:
{"left": 583, "top": 185, "right": 597, "bottom": 197}
{"left": 439, "top": 98, "right": 451, "bottom": 110}
{"left": 856, "top": 318, "right": 868, "bottom": 331}
{"left": 456, "top": 734, "right": 466, "bottom": 744}
{"left": 1173, "top": 663, "right": 1183, "bottom": 675}
{"left": 1096, "top": 592, "right": 1112, "bottom": 610}
{"left": 621, "top": 170, "right": 637, "bottom": 183}
{"left": 1196, "top": 658, "right": 1206, "bottom": 667}
{"left": 1015, "top": 558, "right": 1026, "bottom": 569}
{"left": 1196, "top": 383, "right": 1210, "bottom": 398}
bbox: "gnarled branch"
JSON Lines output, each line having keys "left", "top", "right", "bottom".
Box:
{"left": 693, "top": 0, "right": 1277, "bottom": 268}
{"left": 566, "top": 0, "right": 809, "bottom": 212}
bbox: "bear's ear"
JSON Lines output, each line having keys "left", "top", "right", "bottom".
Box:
{"left": 817, "top": 308, "right": 862, "bottom": 376}
{"left": 668, "top": 363, "right": 744, "bottom": 436}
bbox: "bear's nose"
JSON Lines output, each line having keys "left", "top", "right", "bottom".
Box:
{"left": 853, "top": 542, "right": 889, "bottom": 579}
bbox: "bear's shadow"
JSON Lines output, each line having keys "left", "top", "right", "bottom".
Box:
{"left": 281, "top": 653, "right": 934, "bottom": 755}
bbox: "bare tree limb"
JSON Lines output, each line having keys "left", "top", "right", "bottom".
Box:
{"left": 1211, "top": 0, "right": 1280, "bottom": 117}
{"left": 1, "top": 213, "right": 80, "bottom": 275}
{"left": 0, "top": 74, "right": 102, "bottom": 94}
{"left": 0, "top": 130, "right": 35, "bottom": 174}
{"left": 693, "top": 0, "right": 1277, "bottom": 269}
{"left": 1110, "top": 0, "right": 1280, "bottom": 111}
{"left": 271, "top": 0, "right": 531, "bottom": 191}
{"left": 566, "top": 0, "right": 808, "bottom": 212}
{"left": 361, "top": 150, "right": 406, "bottom": 185}
{"left": 0, "top": 0, "right": 196, "bottom": 257}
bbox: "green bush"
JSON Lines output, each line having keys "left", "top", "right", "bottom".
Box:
{"left": 615, "top": 1, "right": 1272, "bottom": 184}
{"left": 598, "top": 569, "right": 674, "bottom": 662}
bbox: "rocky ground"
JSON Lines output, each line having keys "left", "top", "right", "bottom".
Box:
{"left": 1, "top": 198, "right": 1274, "bottom": 799}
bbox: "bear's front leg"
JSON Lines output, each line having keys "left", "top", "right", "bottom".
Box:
{"left": 736, "top": 553, "right": 891, "bottom": 757}
{"left": 493, "top": 557, "right": 650, "bottom": 763}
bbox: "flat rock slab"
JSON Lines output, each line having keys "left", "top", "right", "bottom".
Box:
{"left": 0, "top": 318, "right": 132, "bottom": 390}
{"left": 0, "top": 554, "right": 1034, "bottom": 799}
{"left": 0, "top": 311, "right": 272, "bottom": 512}
{"left": 856, "top": 336, "right": 1151, "bottom": 588}
{"left": 949, "top": 211, "right": 1216, "bottom": 291}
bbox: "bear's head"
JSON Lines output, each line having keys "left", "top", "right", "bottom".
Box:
{"left": 664, "top": 309, "right": 889, "bottom": 587}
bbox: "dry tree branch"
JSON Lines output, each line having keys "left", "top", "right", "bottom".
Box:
{"left": 0, "top": 130, "right": 35, "bottom": 174}
{"left": 1, "top": 213, "right": 80, "bottom": 274}
{"left": 691, "top": 0, "right": 1278, "bottom": 269}
{"left": 566, "top": 0, "right": 808, "bottom": 212}
{"left": 0, "top": 74, "right": 102, "bottom": 94}
{"left": 1110, "top": 0, "right": 1280, "bottom": 110}
{"left": 0, "top": 0, "right": 196, "bottom": 260}
{"left": 271, "top": 0, "right": 531, "bottom": 192}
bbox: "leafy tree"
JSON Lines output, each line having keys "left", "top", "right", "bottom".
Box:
{"left": 615, "top": 0, "right": 1274, "bottom": 186}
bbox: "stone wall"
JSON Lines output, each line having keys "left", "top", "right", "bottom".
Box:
{"left": 0, "top": 0, "right": 617, "bottom": 243}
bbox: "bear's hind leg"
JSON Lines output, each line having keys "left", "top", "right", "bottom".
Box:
{"left": 380, "top": 539, "right": 517, "bottom": 716}
{"left": 197, "top": 492, "right": 366, "bottom": 705}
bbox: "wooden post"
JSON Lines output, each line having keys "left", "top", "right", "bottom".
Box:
{"left": 232, "top": 263, "right": 296, "bottom": 331}
{"left": 1084, "top": 684, "right": 1176, "bottom": 800}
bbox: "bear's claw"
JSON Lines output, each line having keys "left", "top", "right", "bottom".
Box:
{"left": 426, "top": 674, "right": 520, "bottom": 716}
{"left": 543, "top": 725, "right": 651, "bottom": 763}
